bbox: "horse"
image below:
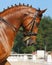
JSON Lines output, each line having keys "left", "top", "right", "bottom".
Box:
{"left": 0, "top": 4, "right": 46, "bottom": 65}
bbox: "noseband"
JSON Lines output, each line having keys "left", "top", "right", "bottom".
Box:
{"left": 0, "top": 11, "right": 40, "bottom": 36}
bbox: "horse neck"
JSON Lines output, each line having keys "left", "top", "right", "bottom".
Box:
{"left": 0, "top": 6, "right": 37, "bottom": 33}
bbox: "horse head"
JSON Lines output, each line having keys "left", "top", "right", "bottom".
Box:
{"left": 23, "top": 8, "right": 47, "bottom": 45}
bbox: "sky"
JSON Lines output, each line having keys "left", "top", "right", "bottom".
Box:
{"left": 0, "top": 0, "right": 52, "bottom": 17}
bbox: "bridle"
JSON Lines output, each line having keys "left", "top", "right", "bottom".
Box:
{"left": 0, "top": 17, "right": 17, "bottom": 32}
{"left": 0, "top": 11, "right": 41, "bottom": 36}
{"left": 23, "top": 11, "right": 41, "bottom": 36}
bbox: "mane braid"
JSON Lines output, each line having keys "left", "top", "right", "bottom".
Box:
{"left": 7, "top": 6, "right": 10, "bottom": 9}
{"left": 11, "top": 5, "right": 14, "bottom": 7}
{"left": 23, "top": 3, "right": 25, "bottom": 6}
{"left": 3, "top": 8, "right": 5, "bottom": 10}
{"left": 30, "top": 5, "right": 32, "bottom": 7}
{"left": 15, "top": 4, "right": 17, "bottom": 6}
{"left": 19, "top": 3, "right": 22, "bottom": 6}
{"left": 27, "top": 4, "right": 29, "bottom": 7}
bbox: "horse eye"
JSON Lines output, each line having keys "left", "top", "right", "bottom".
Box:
{"left": 39, "top": 14, "right": 42, "bottom": 17}
{"left": 24, "top": 13, "right": 28, "bottom": 16}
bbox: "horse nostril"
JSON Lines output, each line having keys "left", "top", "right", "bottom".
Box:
{"left": 24, "top": 38, "right": 36, "bottom": 46}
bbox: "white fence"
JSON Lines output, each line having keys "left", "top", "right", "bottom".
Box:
{"left": 7, "top": 50, "right": 52, "bottom": 63}
{"left": 7, "top": 54, "right": 37, "bottom": 62}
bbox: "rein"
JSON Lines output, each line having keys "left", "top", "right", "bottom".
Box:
{"left": 0, "top": 17, "right": 18, "bottom": 32}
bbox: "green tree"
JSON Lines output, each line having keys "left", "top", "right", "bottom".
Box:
{"left": 36, "top": 16, "right": 52, "bottom": 51}
{"left": 13, "top": 16, "right": 52, "bottom": 53}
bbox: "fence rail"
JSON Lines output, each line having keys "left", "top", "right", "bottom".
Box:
{"left": 7, "top": 54, "right": 37, "bottom": 62}
{"left": 7, "top": 51, "right": 52, "bottom": 63}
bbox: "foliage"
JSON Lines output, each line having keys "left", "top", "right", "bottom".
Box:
{"left": 22, "top": 45, "right": 36, "bottom": 53}
{"left": 36, "top": 16, "right": 52, "bottom": 51}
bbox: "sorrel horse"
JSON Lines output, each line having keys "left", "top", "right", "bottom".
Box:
{"left": 0, "top": 4, "right": 46, "bottom": 65}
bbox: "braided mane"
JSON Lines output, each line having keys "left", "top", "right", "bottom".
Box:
{"left": 1, "top": 3, "right": 32, "bottom": 13}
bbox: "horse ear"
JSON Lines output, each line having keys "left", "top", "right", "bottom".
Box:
{"left": 41, "top": 9, "right": 47, "bottom": 14}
